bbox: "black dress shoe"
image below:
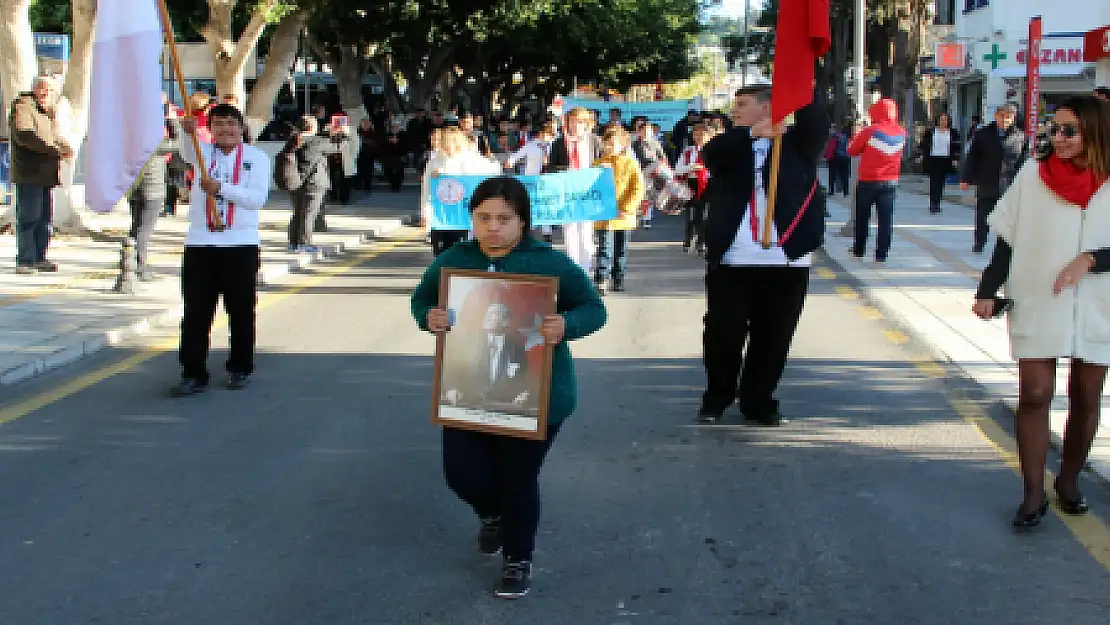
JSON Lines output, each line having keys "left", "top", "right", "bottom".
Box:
{"left": 169, "top": 378, "right": 208, "bottom": 397}
{"left": 1054, "top": 478, "right": 1090, "bottom": 515}
{"left": 697, "top": 404, "right": 724, "bottom": 424}
{"left": 744, "top": 412, "right": 785, "bottom": 427}
{"left": 227, "top": 373, "right": 250, "bottom": 390}
{"left": 1012, "top": 497, "right": 1049, "bottom": 528}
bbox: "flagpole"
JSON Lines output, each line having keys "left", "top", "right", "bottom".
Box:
{"left": 155, "top": 0, "right": 223, "bottom": 231}
{"left": 761, "top": 132, "right": 783, "bottom": 249}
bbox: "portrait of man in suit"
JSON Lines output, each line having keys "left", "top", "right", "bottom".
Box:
{"left": 441, "top": 301, "right": 535, "bottom": 415}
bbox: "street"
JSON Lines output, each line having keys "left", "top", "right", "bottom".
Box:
{"left": 0, "top": 212, "right": 1108, "bottom": 624}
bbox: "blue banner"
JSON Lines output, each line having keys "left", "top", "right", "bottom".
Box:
{"left": 0, "top": 140, "right": 10, "bottom": 206}
{"left": 430, "top": 168, "right": 619, "bottom": 230}
{"left": 558, "top": 97, "right": 694, "bottom": 130}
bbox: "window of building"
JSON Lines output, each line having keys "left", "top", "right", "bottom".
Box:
{"left": 935, "top": 0, "right": 956, "bottom": 25}
{"left": 963, "top": 0, "right": 988, "bottom": 12}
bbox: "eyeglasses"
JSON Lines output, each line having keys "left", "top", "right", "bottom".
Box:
{"left": 1048, "top": 123, "right": 1080, "bottom": 139}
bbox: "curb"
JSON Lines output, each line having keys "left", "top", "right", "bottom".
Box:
{"left": 0, "top": 219, "right": 404, "bottom": 390}
{"left": 818, "top": 228, "right": 1110, "bottom": 487}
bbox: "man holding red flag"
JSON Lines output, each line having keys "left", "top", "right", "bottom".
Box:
{"left": 696, "top": 0, "right": 831, "bottom": 426}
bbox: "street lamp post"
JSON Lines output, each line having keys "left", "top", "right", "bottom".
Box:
{"left": 839, "top": 0, "right": 867, "bottom": 238}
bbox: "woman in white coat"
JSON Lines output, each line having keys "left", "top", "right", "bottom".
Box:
{"left": 973, "top": 95, "right": 1110, "bottom": 528}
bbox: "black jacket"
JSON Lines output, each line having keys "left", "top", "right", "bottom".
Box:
{"left": 961, "top": 122, "right": 1028, "bottom": 198}
{"left": 543, "top": 134, "right": 602, "bottom": 173}
{"left": 701, "top": 98, "right": 830, "bottom": 264}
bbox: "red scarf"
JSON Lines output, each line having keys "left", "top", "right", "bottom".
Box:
{"left": 207, "top": 143, "right": 244, "bottom": 230}
{"left": 1039, "top": 154, "right": 1107, "bottom": 209}
{"left": 694, "top": 149, "right": 709, "bottom": 198}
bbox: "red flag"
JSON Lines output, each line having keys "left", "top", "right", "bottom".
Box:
{"left": 770, "top": 0, "right": 831, "bottom": 125}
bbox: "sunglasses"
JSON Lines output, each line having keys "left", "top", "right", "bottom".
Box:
{"left": 1048, "top": 123, "right": 1080, "bottom": 139}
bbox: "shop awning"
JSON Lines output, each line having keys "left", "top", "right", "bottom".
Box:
{"left": 990, "top": 64, "right": 1093, "bottom": 79}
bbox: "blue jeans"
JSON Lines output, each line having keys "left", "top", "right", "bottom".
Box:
{"left": 595, "top": 229, "right": 629, "bottom": 284}
{"left": 15, "top": 183, "right": 53, "bottom": 267}
{"left": 852, "top": 181, "right": 896, "bottom": 261}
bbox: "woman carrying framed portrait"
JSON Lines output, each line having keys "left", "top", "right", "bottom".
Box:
{"left": 410, "top": 176, "right": 607, "bottom": 599}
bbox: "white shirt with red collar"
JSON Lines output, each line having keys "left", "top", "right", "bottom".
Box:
{"left": 178, "top": 131, "right": 271, "bottom": 247}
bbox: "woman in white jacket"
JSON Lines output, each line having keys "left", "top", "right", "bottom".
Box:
{"left": 973, "top": 95, "right": 1110, "bottom": 528}
{"left": 425, "top": 127, "right": 501, "bottom": 256}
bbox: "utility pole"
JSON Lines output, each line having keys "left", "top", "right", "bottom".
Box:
{"left": 741, "top": 0, "right": 749, "bottom": 87}
{"left": 840, "top": 0, "right": 867, "bottom": 238}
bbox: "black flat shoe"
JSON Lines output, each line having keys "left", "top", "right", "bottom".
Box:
{"left": 169, "top": 378, "right": 208, "bottom": 397}
{"left": 1053, "top": 478, "right": 1090, "bottom": 515}
{"left": 1012, "top": 497, "right": 1049, "bottom": 529}
{"left": 744, "top": 412, "right": 785, "bottom": 427}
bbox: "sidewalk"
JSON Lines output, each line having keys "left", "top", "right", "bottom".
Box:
{"left": 0, "top": 190, "right": 415, "bottom": 390}
{"left": 821, "top": 180, "right": 1110, "bottom": 483}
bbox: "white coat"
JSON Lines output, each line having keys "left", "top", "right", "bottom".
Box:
{"left": 989, "top": 160, "right": 1110, "bottom": 363}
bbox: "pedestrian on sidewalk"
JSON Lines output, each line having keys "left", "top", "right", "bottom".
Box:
{"left": 847, "top": 98, "right": 906, "bottom": 263}
{"left": 411, "top": 176, "right": 606, "bottom": 599}
{"left": 545, "top": 107, "right": 602, "bottom": 275}
{"left": 8, "top": 76, "right": 72, "bottom": 275}
{"left": 592, "top": 124, "right": 644, "bottom": 294}
{"left": 128, "top": 131, "right": 172, "bottom": 281}
{"left": 285, "top": 116, "right": 330, "bottom": 253}
{"left": 171, "top": 104, "right": 271, "bottom": 397}
{"left": 919, "top": 113, "right": 960, "bottom": 214}
{"left": 828, "top": 122, "right": 852, "bottom": 198}
{"left": 696, "top": 84, "right": 828, "bottom": 425}
{"left": 674, "top": 122, "right": 712, "bottom": 254}
{"left": 961, "top": 103, "right": 1028, "bottom": 254}
{"left": 972, "top": 95, "right": 1110, "bottom": 529}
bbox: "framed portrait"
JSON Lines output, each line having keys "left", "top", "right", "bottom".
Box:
{"left": 432, "top": 269, "right": 558, "bottom": 440}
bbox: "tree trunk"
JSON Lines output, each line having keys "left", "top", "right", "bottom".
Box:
{"left": 368, "top": 56, "right": 402, "bottom": 111}
{"left": 401, "top": 46, "right": 456, "bottom": 110}
{"left": 245, "top": 10, "right": 306, "bottom": 131}
{"left": 0, "top": 0, "right": 35, "bottom": 138}
{"left": 203, "top": 0, "right": 273, "bottom": 107}
{"left": 53, "top": 0, "right": 96, "bottom": 232}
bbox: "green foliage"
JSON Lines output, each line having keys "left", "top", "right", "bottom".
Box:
{"left": 29, "top": 0, "right": 72, "bottom": 35}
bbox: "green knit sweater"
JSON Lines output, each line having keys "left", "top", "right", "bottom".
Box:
{"left": 411, "top": 237, "right": 607, "bottom": 425}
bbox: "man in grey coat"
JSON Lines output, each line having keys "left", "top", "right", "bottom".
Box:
{"left": 287, "top": 116, "right": 330, "bottom": 252}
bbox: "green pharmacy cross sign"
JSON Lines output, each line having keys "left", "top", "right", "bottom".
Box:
{"left": 983, "top": 43, "right": 1008, "bottom": 69}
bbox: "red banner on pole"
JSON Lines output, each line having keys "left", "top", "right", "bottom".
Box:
{"left": 1025, "top": 16, "right": 1043, "bottom": 145}
{"left": 769, "top": 0, "right": 831, "bottom": 125}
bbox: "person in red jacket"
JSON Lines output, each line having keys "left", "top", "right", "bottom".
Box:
{"left": 847, "top": 98, "right": 906, "bottom": 263}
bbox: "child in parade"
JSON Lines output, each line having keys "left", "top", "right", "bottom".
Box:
{"left": 410, "top": 176, "right": 607, "bottom": 598}
{"left": 592, "top": 125, "right": 645, "bottom": 294}
{"left": 505, "top": 119, "right": 558, "bottom": 242}
{"left": 674, "top": 122, "right": 711, "bottom": 255}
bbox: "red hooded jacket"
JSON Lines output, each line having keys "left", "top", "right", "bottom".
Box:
{"left": 847, "top": 99, "right": 906, "bottom": 182}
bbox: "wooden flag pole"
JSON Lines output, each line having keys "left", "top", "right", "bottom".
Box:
{"left": 155, "top": 0, "right": 224, "bottom": 231}
{"left": 761, "top": 132, "right": 784, "bottom": 250}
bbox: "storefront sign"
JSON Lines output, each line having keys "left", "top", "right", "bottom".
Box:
{"left": 935, "top": 43, "right": 967, "bottom": 70}
{"left": 1026, "top": 17, "right": 1043, "bottom": 144}
{"left": 1084, "top": 25, "right": 1110, "bottom": 62}
{"left": 1016, "top": 46, "right": 1083, "bottom": 65}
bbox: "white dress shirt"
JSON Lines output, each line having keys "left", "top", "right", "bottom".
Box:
{"left": 178, "top": 131, "right": 271, "bottom": 247}
{"left": 506, "top": 139, "right": 550, "bottom": 175}
{"left": 721, "top": 138, "right": 812, "bottom": 267}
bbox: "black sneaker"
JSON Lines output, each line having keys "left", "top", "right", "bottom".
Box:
{"left": 611, "top": 278, "right": 625, "bottom": 292}
{"left": 494, "top": 558, "right": 532, "bottom": 599}
{"left": 479, "top": 516, "right": 502, "bottom": 555}
{"left": 169, "top": 378, "right": 208, "bottom": 397}
{"left": 227, "top": 373, "right": 250, "bottom": 390}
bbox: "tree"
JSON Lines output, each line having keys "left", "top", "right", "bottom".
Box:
{"left": 0, "top": 0, "right": 36, "bottom": 136}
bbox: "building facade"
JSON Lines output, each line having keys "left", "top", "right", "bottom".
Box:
{"left": 946, "top": 0, "right": 1103, "bottom": 138}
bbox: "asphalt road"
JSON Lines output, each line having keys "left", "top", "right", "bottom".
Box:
{"left": 1, "top": 208, "right": 1109, "bottom": 624}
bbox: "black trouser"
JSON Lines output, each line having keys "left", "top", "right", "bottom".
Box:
{"left": 702, "top": 264, "right": 809, "bottom": 418}
{"left": 289, "top": 189, "right": 325, "bottom": 247}
{"left": 832, "top": 156, "right": 851, "bottom": 197}
{"left": 442, "top": 424, "right": 561, "bottom": 561}
{"left": 852, "top": 181, "right": 897, "bottom": 261}
{"left": 179, "top": 245, "right": 260, "bottom": 384}
{"left": 595, "top": 229, "right": 629, "bottom": 284}
{"left": 128, "top": 195, "right": 161, "bottom": 270}
{"left": 926, "top": 156, "right": 949, "bottom": 210}
{"left": 383, "top": 165, "right": 404, "bottom": 191}
{"left": 974, "top": 195, "right": 998, "bottom": 250}
{"left": 431, "top": 230, "right": 468, "bottom": 256}
{"left": 684, "top": 199, "right": 705, "bottom": 249}
{"left": 328, "top": 161, "right": 350, "bottom": 204}
{"left": 356, "top": 157, "right": 375, "bottom": 190}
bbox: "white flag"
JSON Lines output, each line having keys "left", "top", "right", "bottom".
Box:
{"left": 85, "top": 0, "right": 165, "bottom": 213}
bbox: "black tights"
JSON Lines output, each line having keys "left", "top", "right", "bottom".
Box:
{"left": 1015, "top": 358, "right": 1107, "bottom": 512}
